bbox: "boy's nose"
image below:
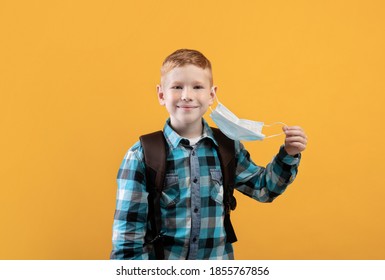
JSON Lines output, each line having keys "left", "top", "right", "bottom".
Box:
{"left": 181, "top": 88, "right": 193, "bottom": 101}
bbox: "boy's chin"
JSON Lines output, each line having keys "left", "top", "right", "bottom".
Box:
{"left": 170, "top": 115, "right": 204, "bottom": 125}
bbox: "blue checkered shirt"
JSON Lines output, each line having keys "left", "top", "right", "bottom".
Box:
{"left": 110, "top": 119, "right": 301, "bottom": 260}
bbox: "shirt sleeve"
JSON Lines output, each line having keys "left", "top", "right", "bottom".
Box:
{"left": 234, "top": 142, "right": 301, "bottom": 202}
{"left": 110, "top": 141, "right": 150, "bottom": 260}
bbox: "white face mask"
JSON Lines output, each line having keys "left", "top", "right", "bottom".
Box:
{"left": 209, "top": 96, "right": 286, "bottom": 141}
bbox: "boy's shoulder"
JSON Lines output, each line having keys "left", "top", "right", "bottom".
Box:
{"left": 123, "top": 131, "right": 166, "bottom": 161}
{"left": 123, "top": 140, "right": 144, "bottom": 161}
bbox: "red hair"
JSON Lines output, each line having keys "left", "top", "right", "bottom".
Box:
{"left": 161, "top": 49, "right": 213, "bottom": 84}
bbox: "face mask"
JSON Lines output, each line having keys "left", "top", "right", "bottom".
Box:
{"left": 209, "top": 96, "right": 286, "bottom": 141}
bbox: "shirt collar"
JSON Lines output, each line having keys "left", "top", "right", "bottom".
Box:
{"left": 163, "top": 118, "right": 218, "bottom": 149}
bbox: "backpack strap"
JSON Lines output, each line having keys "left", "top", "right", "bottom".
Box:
{"left": 211, "top": 127, "right": 238, "bottom": 243}
{"left": 139, "top": 131, "right": 166, "bottom": 260}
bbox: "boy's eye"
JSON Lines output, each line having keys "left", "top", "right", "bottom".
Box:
{"left": 171, "top": 86, "right": 183, "bottom": 89}
{"left": 193, "top": 85, "right": 204, "bottom": 89}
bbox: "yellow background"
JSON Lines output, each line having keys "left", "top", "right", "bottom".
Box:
{"left": 1, "top": 0, "right": 384, "bottom": 260}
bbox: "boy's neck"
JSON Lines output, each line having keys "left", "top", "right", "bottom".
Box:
{"left": 170, "top": 119, "right": 203, "bottom": 139}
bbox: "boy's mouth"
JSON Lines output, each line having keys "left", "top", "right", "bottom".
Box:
{"left": 177, "top": 105, "right": 199, "bottom": 109}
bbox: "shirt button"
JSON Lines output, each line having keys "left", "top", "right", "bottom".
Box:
{"left": 193, "top": 178, "right": 198, "bottom": 184}
{"left": 192, "top": 237, "right": 197, "bottom": 242}
{"left": 194, "top": 208, "right": 198, "bottom": 213}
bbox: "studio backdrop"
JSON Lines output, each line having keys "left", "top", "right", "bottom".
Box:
{"left": 1, "top": 0, "right": 384, "bottom": 259}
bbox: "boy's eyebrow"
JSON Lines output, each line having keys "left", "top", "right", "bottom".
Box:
{"left": 166, "top": 81, "right": 182, "bottom": 87}
{"left": 168, "top": 80, "right": 207, "bottom": 85}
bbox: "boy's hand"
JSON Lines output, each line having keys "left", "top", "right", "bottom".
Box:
{"left": 283, "top": 126, "right": 308, "bottom": 156}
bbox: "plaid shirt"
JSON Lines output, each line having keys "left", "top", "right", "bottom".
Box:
{"left": 110, "top": 119, "right": 301, "bottom": 260}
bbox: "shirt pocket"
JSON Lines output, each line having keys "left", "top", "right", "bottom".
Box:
{"left": 210, "top": 169, "right": 224, "bottom": 205}
{"left": 160, "top": 173, "right": 180, "bottom": 208}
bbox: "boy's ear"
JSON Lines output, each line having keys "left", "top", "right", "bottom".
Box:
{"left": 209, "top": 86, "right": 217, "bottom": 105}
{"left": 157, "top": 85, "right": 165, "bottom": 106}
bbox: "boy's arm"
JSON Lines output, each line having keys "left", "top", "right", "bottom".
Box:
{"left": 110, "top": 142, "right": 149, "bottom": 260}
{"left": 234, "top": 142, "right": 301, "bottom": 202}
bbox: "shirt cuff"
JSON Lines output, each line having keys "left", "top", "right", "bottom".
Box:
{"left": 277, "top": 145, "right": 301, "bottom": 165}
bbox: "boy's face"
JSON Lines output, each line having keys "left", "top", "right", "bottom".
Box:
{"left": 157, "top": 64, "right": 215, "bottom": 131}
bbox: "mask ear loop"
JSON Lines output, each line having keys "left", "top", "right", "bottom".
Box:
{"left": 264, "top": 122, "right": 287, "bottom": 139}
{"left": 209, "top": 87, "right": 219, "bottom": 112}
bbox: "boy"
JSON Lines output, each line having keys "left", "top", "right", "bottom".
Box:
{"left": 110, "top": 49, "right": 307, "bottom": 260}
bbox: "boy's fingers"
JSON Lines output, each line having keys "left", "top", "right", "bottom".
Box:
{"left": 285, "top": 136, "right": 307, "bottom": 144}
{"left": 283, "top": 126, "right": 304, "bottom": 134}
{"left": 283, "top": 125, "right": 302, "bottom": 131}
{"left": 284, "top": 129, "right": 307, "bottom": 139}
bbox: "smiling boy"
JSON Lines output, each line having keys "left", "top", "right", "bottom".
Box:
{"left": 110, "top": 49, "right": 307, "bottom": 260}
{"left": 157, "top": 63, "right": 215, "bottom": 138}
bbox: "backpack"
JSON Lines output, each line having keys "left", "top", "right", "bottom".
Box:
{"left": 139, "top": 127, "right": 237, "bottom": 259}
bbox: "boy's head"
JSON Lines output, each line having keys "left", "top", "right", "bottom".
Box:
{"left": 160, "top": 49, "right": 213, "bottom": 86}
{"left": 157, "top": 49, "right": 216, "bottom": 135}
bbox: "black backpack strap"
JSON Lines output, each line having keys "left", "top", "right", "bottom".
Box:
{"left": 211, "top": 127, "right": 238, "bottom": 243}
{"left": 139, "top": 131, "right": 167, "bottom": 259}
